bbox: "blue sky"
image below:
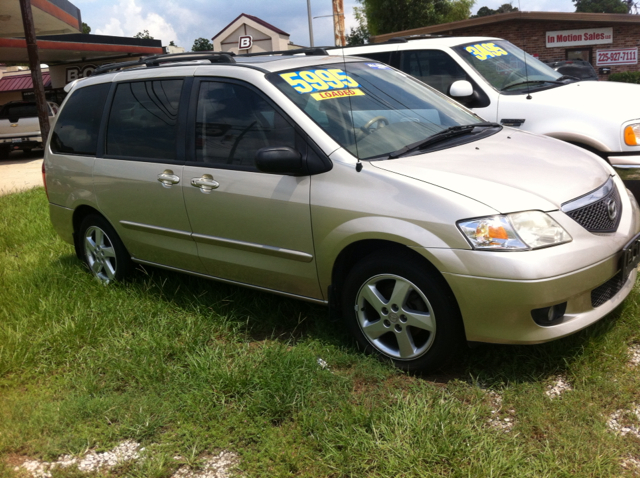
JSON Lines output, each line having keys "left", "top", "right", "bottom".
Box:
{"left": 70, "top": 0, "right": 576, "bottom": 50}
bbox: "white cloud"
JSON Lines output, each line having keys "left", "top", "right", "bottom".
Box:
{"left": 94, "top": 0, "right": 178, "bottom": 45}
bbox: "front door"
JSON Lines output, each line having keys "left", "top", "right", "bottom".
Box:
{"left": 182, "top": 79, "right": 321, "bottom": 299}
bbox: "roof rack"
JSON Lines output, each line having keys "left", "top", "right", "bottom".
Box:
{"left": 237, "top": 47, "right": 328, "bottom": 57}
{"left": 92, "top": 51, "right": 236, "bottom": 76}
{"left": 382, "top": 34, "right": 448, "bottom": 44}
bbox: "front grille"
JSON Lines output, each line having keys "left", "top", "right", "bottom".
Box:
{"left": 562, "top": 178, "right": 622, "bottom": 233}
{"left": 591, "top": 271, "right": 626, "bottom": 308}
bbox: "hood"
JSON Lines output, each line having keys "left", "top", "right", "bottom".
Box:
{"left": 515, "top": 81, "right": 640, "bottom": 124}
{"left": 370, "top": 128, "right": 611, "bottom": 213}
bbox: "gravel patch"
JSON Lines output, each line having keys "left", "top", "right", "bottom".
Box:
{"left": 621, "top": 455, "right": 640, "bottom": 474}
{"left": 485, "top": 391, "right": 515, "bottom": 432}
{"left": 628, "top": 344, "right": 640, "bottom": 368}
{"left": 172, "top": 451, "right": 240, "bottom": 478}
{"left": 545, "top": 375, "right": 573, "bottom": 399}
{"left": 19, "top": 440, "right": 142, "bottom": 477}
{"left": 607, "top": 405, "right": 640, "bottom": 439}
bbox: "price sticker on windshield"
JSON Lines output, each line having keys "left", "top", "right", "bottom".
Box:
{"left": 466, "top": 43, "right": 508, "bottom": 61}
{"left": 280, "top": 69, "right": 360, "bottom": 94}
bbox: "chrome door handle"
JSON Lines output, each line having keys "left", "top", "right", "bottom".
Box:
{"left": 191, "top": 175, "right": 220, "bottom": 192}
{"left": 157, "top": 170, "right": 180, "bottom": 187}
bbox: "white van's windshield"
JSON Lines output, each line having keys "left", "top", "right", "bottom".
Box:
{"left": 452, "top": 40, "right": 566, "bottom": 92}
{"left": 269, "top": 61, "right": 490, "bottom": 159}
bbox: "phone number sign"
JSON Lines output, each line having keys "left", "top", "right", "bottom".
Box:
{"left": 596, "top": 48, "right": 638, "bottom": 66}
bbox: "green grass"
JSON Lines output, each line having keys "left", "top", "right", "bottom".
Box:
{"left": 2, "top": 188, "right": 640, "bottom": 477}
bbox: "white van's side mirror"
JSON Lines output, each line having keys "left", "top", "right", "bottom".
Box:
{"left": 449, "top": 80, "right": 474, "bottom": 97}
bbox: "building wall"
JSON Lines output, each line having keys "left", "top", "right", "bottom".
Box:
{"left": 445, "top": 20, "right": 639, "bottom": 80}
{"left": 213, "top": 17, "right": 289, "bottom": 54}
{"left": 49, "top": 57, "right": 144, "bottom": 89}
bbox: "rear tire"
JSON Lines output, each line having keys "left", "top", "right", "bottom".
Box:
{"left": 0, "top": 145, "right": 10, "bottom": 159}
{"left": 78, "top": 215, "right": 132, "bottom": 284}
{"left": 341, "top": 251, "right": 464, "bottom": 372}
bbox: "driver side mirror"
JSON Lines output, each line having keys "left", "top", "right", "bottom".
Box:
{"left": 449, "top": 80, "right": 474, "bottom": 98}
{"left": 255, "top": 146, "right": 306, "bottom": 176}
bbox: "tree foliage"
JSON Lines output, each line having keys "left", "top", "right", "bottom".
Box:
{"left": 134, "top": 30, "right": 154, "bottom": 39}
{"left": 359, "top": 0, "right": 475, "bottom": 36}
{"left": 473, "top": 3, "right": 518, "bottom": 17}
{"left": 346, "top": 7, "right": 370, "bottom": 45}
{"left": 573, "top": 0, "right": 631, "bottom": 13}
{"left": 81, "top": 22, "right": 91, "bottom": 34}
{"left": 192, "top": 37, "right": 213, "bottom": 51}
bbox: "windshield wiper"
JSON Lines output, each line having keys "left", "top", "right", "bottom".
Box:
{"left": 501, "top": 79, "right": 565, "bottom": 91}
{"left": 387, "top": 122, "right": 501, "bottom": 159}
{"left": 556, "top": 74, "right": 580, "bottom": 82}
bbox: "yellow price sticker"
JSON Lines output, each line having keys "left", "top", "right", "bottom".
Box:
{"left": 311, "top": 88, "right": 366, "bottom": 101}
{"left": 465, "top": 43, "right": 508, "bottom": 61}
{"left": 280, "top": 69, "right": 359, "bottom": 94}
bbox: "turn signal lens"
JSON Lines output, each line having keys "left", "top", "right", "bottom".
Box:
{"left": 624, "top": 124, "right": 640, "bottom": 146}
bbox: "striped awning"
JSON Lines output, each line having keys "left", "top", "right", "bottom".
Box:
{"left": 0, "top": 72, "right": 51, "bottom": 92}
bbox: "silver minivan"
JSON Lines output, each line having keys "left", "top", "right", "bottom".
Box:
{"left": 44, "top": 51, "right": 640, "bottom": 371}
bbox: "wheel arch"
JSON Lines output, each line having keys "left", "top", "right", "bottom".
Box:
{"left": 329, "top": 239, "right": 461, "bottom": 326}
{"left": 71, "top": 205, "right": 109, "bottom": 260}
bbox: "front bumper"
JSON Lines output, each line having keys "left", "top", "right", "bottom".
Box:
{"left": 441, "top": 254, "right": 636, "bottom": 344}
{"left": 0, "top": 135, "right": 42, "bottom": 148}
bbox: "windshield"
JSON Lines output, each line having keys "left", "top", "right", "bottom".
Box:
{"left": 268, "top": 61, "right": 483, "bottom": 159}
{"left": 452, "top": 40, "right": 563, "bottom": 92}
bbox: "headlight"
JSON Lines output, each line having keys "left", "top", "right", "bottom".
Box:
{"left": 624, "top": 123, "right": 640, "bottom": 146}
{"left": 457, "top": 211, "right": 572, "bottom": 251}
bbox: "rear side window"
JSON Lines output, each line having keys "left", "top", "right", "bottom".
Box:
{"left": 400, "top": 50, "right": 468, "bottom": 94}
{"left": 106, "top": 80, "right": 183, "bottom": 160}
{"left": 50, "top": 83, "right": 111, "bottom": 155}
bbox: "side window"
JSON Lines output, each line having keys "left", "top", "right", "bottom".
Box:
{"left": 359, "top": 51, "right": 393, "bottom": 65}
{"left": 400, "top": 50, "right": 468, "bottom": 95}
{"left": 50, "top": 83, "right": 111, "bottom": 155}
{"left": 195, "top": 81, "right": 296, "bottom": 169}
{"left": 106, "top": 80, "right": 182, "bottom": 160}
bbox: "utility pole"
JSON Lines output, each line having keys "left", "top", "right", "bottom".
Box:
{"left": 307, "top": 0, "right": 314, "bottom": 47}
{"left": 18, "top": 0, "right": 50, "bottom": 144}
{"left": 332, "top": 0, "right": 345, "bottom": 47}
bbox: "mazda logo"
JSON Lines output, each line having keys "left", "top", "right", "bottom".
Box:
{"left": 606, "top": 198, "right": 617, "bottom": 221}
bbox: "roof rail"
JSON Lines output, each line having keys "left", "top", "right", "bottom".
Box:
{"left": 92, "top": 51, "right": 236, "bottom": 76}
{"left": 237, "top": 47, "right": 329, "bottom": 57}
{"left": 381, "top": 34, "right": 447, "bottom": 44}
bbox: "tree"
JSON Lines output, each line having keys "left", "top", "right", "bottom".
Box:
{"left": 346, "top": 6, "right": 370, "bottom": 45}
{"left": 134, "top": 30, "right": 154, "bottom": 39}
{"left": 359, "top": 0, "right": 475, "bottom": 36}
{"left": 573, "top": 0, "right": 629, "bottom": 13}
{"left": 192, "top": 37, "right": 213, "bottom": 51}
{"left": 473, "top": 3, "right": 518, "bottom": 17}
{"left": 169, "top": 40, "right": 177, "bottom": 46}
{"left": 82, "top": 22, "right": 91, "bottom": 34}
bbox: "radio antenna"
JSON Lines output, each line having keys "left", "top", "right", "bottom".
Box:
{"left": 518, "top": 0, "right": 532, "bottom": 99}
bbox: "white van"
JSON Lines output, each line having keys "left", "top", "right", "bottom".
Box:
{"left": 334, "top": 37, "right": 640, "bottom": 181}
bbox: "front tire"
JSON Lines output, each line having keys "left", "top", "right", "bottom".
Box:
{"left": 78, "top": 215, "right": 132, "bottom": 284}
{"left": 342, "top": 251, "right": 464, "bottom": 372}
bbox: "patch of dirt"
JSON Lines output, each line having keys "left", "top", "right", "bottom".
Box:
{"left": 545, "top": 375, "right": 573, "bottom": 399}
{"left": 485, "top": 390, "right": 515, "bottom": 432}
{"left": 171, "top": 451, "right": 240, "bottom": 478}
{"left": 628, "top": 344, "right": 640, "bottom": 368}
{"left": 13, "top": 441, "right": 241, "bottom": 478}
{"left": 608, "top": 405, "right": 640, "bottom": 439}
{"left": 621, "top": 455, "right": 640, "bottom": 475}
{"left": 18, "top": 441, "right": 141, "bottom": 477}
